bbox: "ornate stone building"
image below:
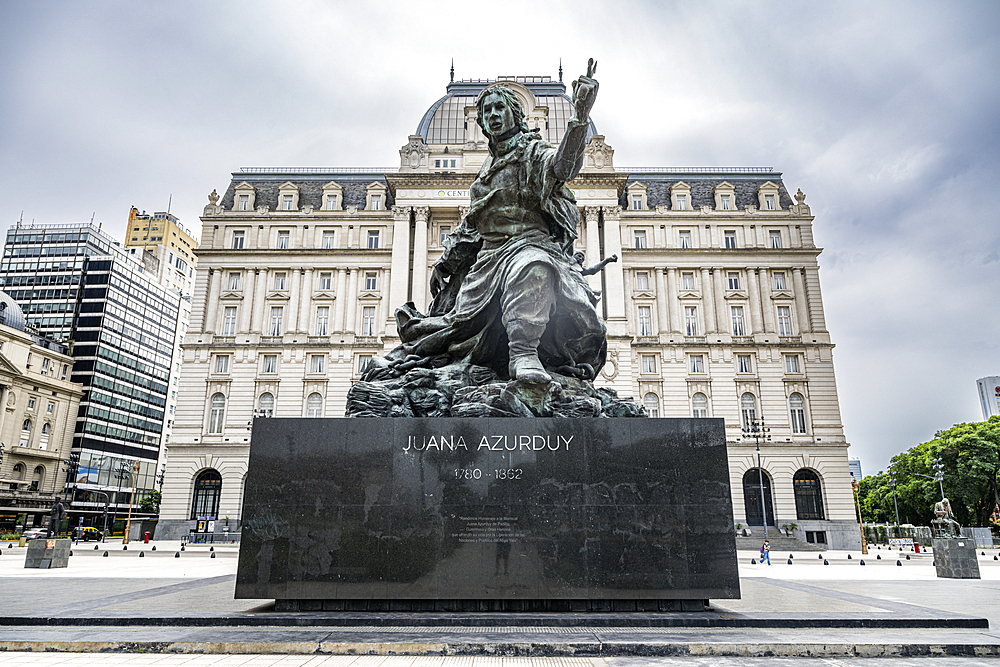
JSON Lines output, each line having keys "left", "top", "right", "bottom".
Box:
{"left": 159, "top": 73, "right": 859, "bottom": 548}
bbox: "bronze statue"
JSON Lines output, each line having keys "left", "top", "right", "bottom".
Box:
{"left": 46, "top": 499, "right": 66, "bottom": 538}
{"left": 931, "top": 497, "right": 962, "bottom": 538}
{"left": 366, "top": 60, "right": 606, "bottom": 385}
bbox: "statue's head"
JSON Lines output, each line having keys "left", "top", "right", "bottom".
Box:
{"left": 573, "top": 251, "right": 585, "bottom": 265}
{"left": 475, "top": 84, "right": 528, "bottom": 139}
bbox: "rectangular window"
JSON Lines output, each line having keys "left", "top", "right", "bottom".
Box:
{"left": 282, "top": 195, "right": 294, "bottom": 211}
{"left": 316, "top": 306, "right": 329, "bottom": 335}
{"left": 681, "top": 272, "right": 694, "bottom": 290}
{"left": 679, "top": 230, "right": 691, "bottom": 248}
{"left": 440, "top": 226, "right": 451, "bottom": 245}
{"left": 326, "top": 196, "right": 337, "bottom": 211}
{"left": 720, "top": 194, "right": 732, "bottom": 210}
{"left": 765, "top": 194, "right": 776, "bottom": 210}
{"left": 370, "top": 195, "right": 382, "bottom": 211}
{"left": 214, "top": 355, "right": 230, "bottom": 374}
{"left": 269, "top": 307, "right": 283, "bottom": 336}
{"left": 638, "top": 305, "right": 652, "bottom": 336}
{"left": 690, "top": 354, "right": 704, "bottom": 374}
{"left": 262, "top": 355, "right": 277, "bottom": 374}
{"left": 785, "top": 354, "right": 800, "bottom": 373}
{"left": 737, "top": 354, "right": 752, "bottom": 374}
{"left": 319, "top": 272, "right": 332, "bottom": 290}
{"left": 322, "top": 230, "right": 335, "bottom": 248}
{"left": 727, "top": 271, "right": 740, "bottom": 290}
{"left": 27, "top": 397, "right": 36, "bottom": 410}
{"left": 228, "top": 272, "right": 241, "bottom": 290}
{"left": 361, "top": 306, "right": 376, "bottom": 336}
{"left": 731, "top": 306, "right": 746, "bottom": 336}
{"left": 310, "top": 354, "right": 325, "bottom": 374}
{"left": 724, "top": 230, "right": 737, "bottom": 249}
{"left": 641, "top": 354, "right": 656, "bottom": 374}
{"left": 773, "top": 272, "right": 786, "bottom": 290}
{"left": 676, "top": 194, "right": 687, "bottom": 210}
{"left": 633, "top": 230, "right": 647, "bottom": 248}
{"left": 777, "top": 306, "right": 792, "bottom": 336}
{"left": 41, "top": 358, "right": 50, "bottom": 374}
{"left": 631, "top": 195, "right": 642, "bottom": 210}
{"left": 238, "top": 195, "right": 249, "bottom": 211}
{"left": 273, "top": 272, "right": 286, "bottom": 290}
{"left": 277, "top": 231, "right": 290, "bottom": 249}
{"left": 222, "top": 307, "right": 237, "bottom": 336}
{"left": 685, "top": 306, "right": 698, "bottom": 336}
{"left": 770, "top": 230, "right": 782, "bottom": 248}
{"left": 636, "top": 271, "right": 649, "bottom": 290}
{"left": 232, "top": 231, "right": 245, "bottom": 249}
{"left": 367, "top": 230, "right": 380, "bottom": 249}
{"left": 358, "top": 354, "right": 372, "bottom": 373}
{"left": 47, "top": 401, "right": 54, "bottom": 414}
{"left": 365, "top": 272, "right": 377, "bottom": 290}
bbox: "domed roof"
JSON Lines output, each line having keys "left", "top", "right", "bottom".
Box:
{"left": 0, "top": 291, "right": 27, "bottom": 331}
{"left": 415, "top": 76, "right": 597, "bottom": 145}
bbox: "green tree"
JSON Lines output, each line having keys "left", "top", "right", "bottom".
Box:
{"left": 139, "top": 490, "right": 161, "bottom": 515}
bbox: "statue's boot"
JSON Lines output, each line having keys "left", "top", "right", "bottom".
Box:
{"left": 501, "top": 263, "right": 556, "bottom": 384}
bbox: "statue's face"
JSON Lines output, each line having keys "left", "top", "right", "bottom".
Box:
{"left": 481, "top": 92, "right": 515, "bottom": 137}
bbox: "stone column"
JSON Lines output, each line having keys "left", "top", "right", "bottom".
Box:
{"left": 239, "top": 269, "right": 256, "bottom": 333}
{"left": 252, "top": 269, "right": 268, "bottom": 333}
{"left": 700, "top": 268, "right": 716, "bottom": 333}
{"left": 746, "top": 268, "right": 763, "bottom": 335}
{"left": 298, "top": 269, "right": 312, "bottom": 333}
{"left": 792, "top": 268, "right": 811, "bottom": 334}
{"left": 713, "top": 268, "right": 727, "bottom": 334}
{"left": 204, "top": 269, "right": 222, "bottom": 333}
{"left": 655, "top": 268, "right": 669, "bottom": 334}
{"left": 411, "top": 207, "right": 430, "bottom": 313}
{"left": 759, "top": 268, "right": 775, "bottom": 333}
{"left": 345, "top": 269, "right": 359, "bottom": 334}
{"left": 333, "top": 268, "right": 347, "bottom": 332}
{"left": 387, "top": 206, "right": 411, "bottom": 315}
{"left": 584, "top": 207, "right": 601, "bottom": 290}
{"left": 805, "top": 267, "right": 828, "bottom": 332}
{"left": 287, "top": 269, "right": 301, "bottom": 332}
{"left": 601, "top": 207, "right": 626, "bottom": 320}
{"left": 666, "top": 268, "right": 681, "bottom": 334}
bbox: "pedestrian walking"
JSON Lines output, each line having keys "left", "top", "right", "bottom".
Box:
{"left": 760, "top": 539, "right": 771, "bottom": 565}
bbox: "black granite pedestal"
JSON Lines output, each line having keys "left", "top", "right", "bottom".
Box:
{"left": 932, "top": 538, "right": 981, "bottom": 579}
{"left": 236, "top": 417, "right": 740, "bottom": 611}
{"left": 24, "top": 538, "right": 70, "bottom": 569}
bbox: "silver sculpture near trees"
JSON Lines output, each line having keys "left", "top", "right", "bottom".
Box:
{"left": 348, "top": 61, "right": 640, "bottom": 418}
{"left": 931, "top": 497, "right": 963, "bottom": 538}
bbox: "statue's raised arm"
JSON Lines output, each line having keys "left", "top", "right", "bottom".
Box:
{"left": 552, "top": 58, "right": 599, "bottom": 182}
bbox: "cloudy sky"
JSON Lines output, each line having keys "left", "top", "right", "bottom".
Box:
{"left": 1, "top": 0, "right": 997, "bottom": 474}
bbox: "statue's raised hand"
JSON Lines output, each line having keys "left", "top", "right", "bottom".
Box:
{"left": 571, "top": 58, "right": 599, "bottom": 122}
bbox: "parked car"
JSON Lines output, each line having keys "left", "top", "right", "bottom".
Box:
{"left": 21, "top": 527, "right": 49, "bottom": 539}
{"left": 74, "top": 526, "right": 103, "bottom": 542}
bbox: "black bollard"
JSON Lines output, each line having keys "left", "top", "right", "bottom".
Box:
{"left": 123, "top": 545, "right": 127, "bottom": 551}
{"left": 151, "top": 546, "right": 156, "bottom": 551}
{"left": 877, "top": 554, "right": 881, "bottom": 560}
{"left": 69, "top": 551, "right": 73, "bottom": 557}
{"left": 175, "top": 552, "right": 181, "bottom": 558}
{"left": 751, "top": 558, "right": 756, "bottom": 564}
{"left": 139, "top": 552, "right": 144, "bottom": 558}
{"left": 211, "top": 552, "right": 216, "bottom": 558}
{"left": 847, "top": 554, "right": 852, "bottom": 559}
{"left": 787, "top": 558, "right": 793, "bottom": 565}
{"left": 994, "top": 555, "right": 998, "bottom": 561}
{"left": 906, "top": 554, "right": 910, "bottom": 560}
{"left": 982, "top": 551, "right": 986, "bottom": 556}
{"left": 103, "top": 551, "right": 108, "bottom": 557}
{"left": 823, "top": 559, "right": 829, "bottom": 565}
{"left": 789, "top": 554, "right": 794, "bottom": 559}
{"left": 860, "top": 560, "right": 866, "bottom": 565}
{"left": 180, "top": 545, "right": 185, "bottom": 551}
{"left": 897, "top": 560, "right": 902, "bottom": 566}
{"left": 210, "top": 546, "right": 214, "bottom": 552}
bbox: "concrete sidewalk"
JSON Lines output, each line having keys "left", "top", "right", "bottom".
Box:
{"left": 0, "top": 540, "right": 999, "bottom": 658}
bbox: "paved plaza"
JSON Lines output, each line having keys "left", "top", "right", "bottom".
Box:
{"left": 1, "top": 540, "right": 999, "bottom": 663}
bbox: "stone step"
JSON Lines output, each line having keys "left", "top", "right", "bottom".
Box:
{"left": 735, "top": 534, "right": 826, "bottom": 552}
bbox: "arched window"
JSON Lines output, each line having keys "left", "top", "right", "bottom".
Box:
{"left": 19, "top": 418, "right": 31, "bottom": 446}
{"left": 740, "top": 393, "right": 757, "bottom": 430}
{"left": 258, "top": 393, "right": 274, "bottom": 418}
{"left": 742, "top": 468, "right": 774, "bottom": 526}
{"left": 39, "top": 423, "right": 51, "bottom": 450}
{"left": 643, "top": 392, "right": 659, "bottom": 418}
{"left": 11, "top": 463, "right": 25, "bottom": 482}
{"left": 208, "top": 393, "right": 226, "bottom": 434}
{"left": 794, "top": 469, "right": 825, "bottom": 520}
{"left": 789, "top": 393, "right": 806, "bottom": 434}
{"left": 29, "top": 465, "right": 44, "bottom": 491}
{"left": 190, "top": 469, "right": 222, "bottom": 520}
{"left": 306, "top": 392, "right": 324, "bottom": 418}
{"left": 691, "top": 392, "right": 708, "bottom": 418}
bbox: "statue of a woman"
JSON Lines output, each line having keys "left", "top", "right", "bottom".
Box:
{"left": 367, "top": 61, "right": 606, "bottom": 386}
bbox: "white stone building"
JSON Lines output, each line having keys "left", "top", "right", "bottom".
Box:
{"left": 159, "top": 74, "right": 860, "bottom": 548}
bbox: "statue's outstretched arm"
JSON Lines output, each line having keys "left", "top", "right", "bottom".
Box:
{"left": 552, "top": 59, "right": 599, "bottom": 182}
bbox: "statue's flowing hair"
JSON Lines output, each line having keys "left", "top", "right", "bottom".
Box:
{"left": 475, "top": 84, "right": 532, "bottom": 139}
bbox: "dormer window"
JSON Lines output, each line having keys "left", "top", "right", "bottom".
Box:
{"left": 233, "top": 182, "right": 256, "bottom": 212}
{"left": 757, "top": 181, "right": 781, "bottom": 211}
{"left": 370, "top": 195, "right": 382, "bottom": 211}
{"left": 238, "top": 195, "right": 249, "bottom": 211}
{"left": 631, "top": 195, "right": 642, "bottom": 210}
{"left": 676, "top": 194, "right": 687, "bottom": 210}
{"left": 765, "top": 194, "right": 776, "bottom": 210}
{"left": 670, "top": 181, "right": 692, "bottom": 211}
{"left": 713, "top": 181, "right": 736, "bottom": 211}
{"left": 365, "top": 182, "right": 387, "bottom": 211}
{"left": 277, "top": 182, "right": 300, "bottom": 212}
{"left": 282, "top": 195, "right": 294, "bottom": 210}
{"left": 322, "top": 181, "right": 342, "bottom": 211}
{"left": 626, "top": 182, "right": 647, "bottom": 211}
{"left": 720, "top": 194, "right": 732, "bottom": 210}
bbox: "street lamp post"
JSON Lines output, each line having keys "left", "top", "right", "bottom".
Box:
{"left": 852, "top": 477, "right": 869, "bottom": 554}
{"left": 887, "top": 464, "right": 902, "bottom": 539}
{"left": 111, "top": 461, "right": 132, "bottom": 540}
{"left": 742, "top": 417, "right": 771, "bottom": 538}
{"left": 123, "top": 461, "right": 140, "bottom": 545}
{"left": 932, "top": 458, "right": 945, "bottom": 500}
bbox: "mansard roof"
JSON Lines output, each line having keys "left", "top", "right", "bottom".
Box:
{"left": 618, "top": 169, "right": 794, "bottom": 210}
{"left": 219, "top": 170, "right": 394, "bottom": 211}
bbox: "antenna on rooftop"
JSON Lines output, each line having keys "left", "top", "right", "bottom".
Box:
{"left": 558, "top": 58, "right": 563, "bottom": 82}
{"left": 90, "top": 212, "right": 95, "bottom": 225}
{"left": 167, "top": 194, "right": 172, "bottom": 214}
{"left": 16, "top": 212, "right": 23, "bottom": 228}
{"left": 450, "top": 58, "right": 454, "bottom": 83}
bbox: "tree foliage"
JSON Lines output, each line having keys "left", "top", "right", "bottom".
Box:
{"left": 139, "top": 490, "right": 161, "bottom": 515}
{"left": 858, "top": 416, "right": 1000, "bottom": 527}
